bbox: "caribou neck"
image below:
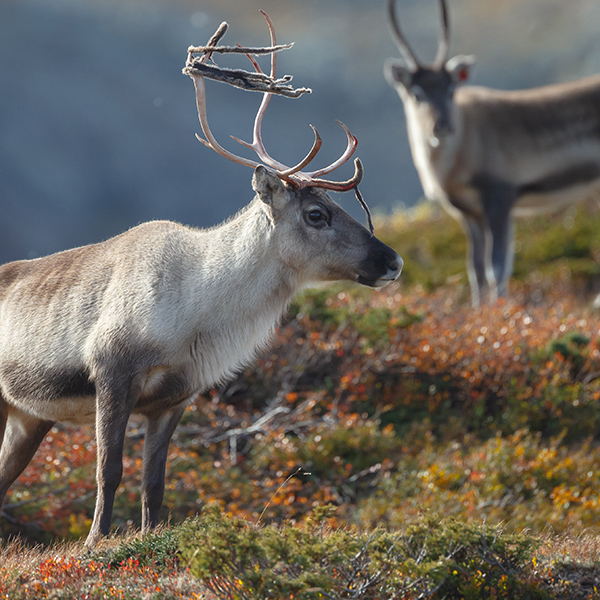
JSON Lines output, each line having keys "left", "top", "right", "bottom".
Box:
{"left": 402, "top": 95, "right": 464, "bottom": 201}
{"left": 192, "top": 198, "right": 297, "bottom": 323}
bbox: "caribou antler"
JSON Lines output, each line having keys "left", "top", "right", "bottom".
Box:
{"left": 433, "top": 0, "right": 450, "bottom": 68}
{"left": 387, "top": 0, "right": 419, "bottom": 68}
{"left": 183, "top": 12, "right": 362, "bottom": 192}
{"left": 387, "top": 0, "right": 451, "bottom": 69}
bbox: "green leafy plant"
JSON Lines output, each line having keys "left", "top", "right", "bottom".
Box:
{"left": 178, "top": 506, "right": 545, "bottom": 600}
{"left": 545, "top": 331, "right": 591, "bottom": 377}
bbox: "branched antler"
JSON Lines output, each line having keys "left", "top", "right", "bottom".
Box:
{"left": 184, "top": 12, "right": 364, "bottom": 194}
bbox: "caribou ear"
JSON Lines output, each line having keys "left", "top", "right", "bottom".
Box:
{"left": 252, "top": 166, "right": 289, "bottom": 209}
{"left": 446, "top": 54, "right": 476, "bottom": 84}
{"left": 384, "top": 58, "right": 414, "bottom": 89}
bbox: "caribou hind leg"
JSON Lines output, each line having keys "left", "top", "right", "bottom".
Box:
{"left": 140, "top": 404, "right": 187, "bottom": 532}
{"left": 477, "top": 181, "right": 516, "bottom": 301}
{"left": 0, "top": 402, "right": 54, "bottom": 515}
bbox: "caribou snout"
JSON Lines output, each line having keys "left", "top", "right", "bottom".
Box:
{"left": 375, "top": 251, "right": 403, "bottom": 288}
{"left": 357, "top": 240, "right": 403, "bottom": 288}
{"left": 385, "top": 253, "right": 404, "bottom": 282}
{"left": 432, "top": 118, "right": 453, "bottom": 145}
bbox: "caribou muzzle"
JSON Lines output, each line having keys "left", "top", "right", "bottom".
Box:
{"left": 357, "top": 239, "right": 403, "bottom": 288}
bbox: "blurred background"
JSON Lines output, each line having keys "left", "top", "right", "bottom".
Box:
{"left": 1, "top": 0, "right": 600, "bottom": 263}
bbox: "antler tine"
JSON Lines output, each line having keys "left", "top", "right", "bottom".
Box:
{"left": 434, "top": 0, "right": 450, "bottom": 68}
{"left": 230, "top": 15, "right": 289, "bottom": 172}
{"left": 230, "top": 51, "right": 323, "bottom": 176}
{"left": 230, "top": 10, "right": 324, "bottom": 179}
{"left": 303, "top": 121, "right": 358, "bottom": 179}
{"left": 229, "top": 10, "right": 326, "bottom": 180}
{"left": 250, "top": 11, "right": 283, "bottom": 169}
{"left": 228, "top": 47, "right": 287, "bottom": 171}
{"left": 231, "top": 124, "right": 323, "bottom": 177}
{"left": 191, "top": 74, "right": 262, "bottom": 170}
{"left": 188, "top": 21, "right": 267, "bottom": 169}
{"left": 386, "top": 0, "right": 420, "bottom": 68}
{"left": 279, "top": 126, "right": 323, "bottom": 176}
{"left": 303, "top": 157, "right": 364, "bottom": 192}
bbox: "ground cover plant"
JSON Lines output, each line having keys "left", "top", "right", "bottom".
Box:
{"left": 1, "top": 202, "right": 600, "bottom": 597}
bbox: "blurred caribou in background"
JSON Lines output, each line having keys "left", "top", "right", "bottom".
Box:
{"left": 385, "top": 0, "right": 600, "bottom": 305}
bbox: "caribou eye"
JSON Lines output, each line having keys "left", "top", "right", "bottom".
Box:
{"left": 305, "top": 208, "right": 329, "bottom": 227}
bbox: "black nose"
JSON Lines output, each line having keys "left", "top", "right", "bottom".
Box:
{"left": 387, "top": 253, "right": 403, "bottom": 279}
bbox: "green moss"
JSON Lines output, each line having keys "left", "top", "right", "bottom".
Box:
{"left": 291, "top": 286, "right": 422, "bottom": 347}
{"left": 375, "top": 203, "right": 467, "bottom": 291}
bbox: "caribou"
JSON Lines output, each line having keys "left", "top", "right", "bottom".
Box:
{"left": 385, "top": 0, "right": 600, "bottom": 305}
{"left": 0, "top": 14, "right": 401, "bottom": 547}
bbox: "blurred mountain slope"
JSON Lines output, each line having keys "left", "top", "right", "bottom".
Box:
{"left": 0, "top": 0, "right": 599, "bottom": 263}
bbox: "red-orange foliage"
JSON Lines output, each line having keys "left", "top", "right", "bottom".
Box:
{"left": 3, "top": 282, "right": 600, "bottom": 540}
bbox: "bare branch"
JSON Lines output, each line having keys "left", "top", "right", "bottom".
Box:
{"left": 199, "top": 21, "right": 228, "bottom": 64}
{"left": 187, "top": 43, "right": 293, "bottom": 56}
{"left": 183, "top": 62, "right": 311, "bottom": 98}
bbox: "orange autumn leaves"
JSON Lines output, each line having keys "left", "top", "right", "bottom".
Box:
{"left": 3, "top": 282, "right": 600, "bottom": 541}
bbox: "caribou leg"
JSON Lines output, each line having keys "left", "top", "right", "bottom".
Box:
{"left": 467, "top": 176, "right": 518, "bottom": 303}
{"left": 481, "top": 181, "right": 517, "bottom": 300}
{"left": 0, "top": 403, "right": 54, "bottom": 513}
{"left": 85, "top": 376, "right": 137, "bottom": 548}
{"left": 462, "top": 214, "right": 489, "bottom": 307}
{"left": 140, "top": 404, "right": 187, "bottom": 532}
{"left": 489, "top": 212, "right": 515, "bottom": 298}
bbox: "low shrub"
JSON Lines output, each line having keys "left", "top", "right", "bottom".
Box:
{"left": 178, "top": 505, "right": 544, "bottom": 600}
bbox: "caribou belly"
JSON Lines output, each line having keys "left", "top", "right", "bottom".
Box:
{"left": 514, "top": 176, "right": 600, "bottom": 217}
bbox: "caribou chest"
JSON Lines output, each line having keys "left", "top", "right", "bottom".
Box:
{"left": 404, "top": 102, "right": 456, "bottom": 204}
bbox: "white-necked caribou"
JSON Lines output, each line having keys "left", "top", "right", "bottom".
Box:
{"left": 385, "top": 0, "right": 600, "bottom": 305}
{"left": 0, "top": 14, "right": 401, "bottom": 547}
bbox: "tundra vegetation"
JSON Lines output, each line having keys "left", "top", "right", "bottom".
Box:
{"left": 1, "top": 202, "right": 600, "bottom": 598}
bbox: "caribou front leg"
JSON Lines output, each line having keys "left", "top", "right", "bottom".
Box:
{"left": 461, "top": 214, "right": 489, "bottom": 307}
{"left": 141, "top": 404, "right": 187, "bottom": 532}
{"left": 86, "top": 376, "right": 137, "bottom": 549}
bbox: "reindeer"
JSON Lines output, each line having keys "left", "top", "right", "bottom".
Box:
{"left": 384, "top": 0, "right": 600, "bottom": 305}
{"left": 0, "top": 15, "right": 402, "bottom": 548}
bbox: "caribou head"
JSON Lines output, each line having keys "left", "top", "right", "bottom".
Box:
{"left": 384, "top": 0, "right": 475, "bottom": 146}
{"left": 183, "top": 12, "right": 401, "bottom": 288}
